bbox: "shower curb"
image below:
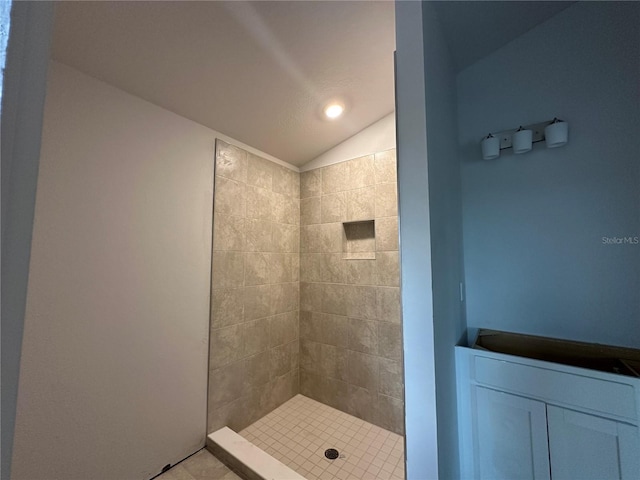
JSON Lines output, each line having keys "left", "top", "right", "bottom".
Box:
{"left": 206, "top": 427, "right": 306, "bottom": 480}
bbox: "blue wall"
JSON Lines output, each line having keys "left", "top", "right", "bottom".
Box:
{"left": 458, "top": 2, "right": 640, "bottom": 348}
{"left": 395, "top": 1, "right": 440, "bottom": 478}
{"left": 423, "top": 3, "right": 466, "bottom": 478}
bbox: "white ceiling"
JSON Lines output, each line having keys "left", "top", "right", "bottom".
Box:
{"left": 52, "top": 1, "right": 575, "bottom": 167}
{"left": 51, "top": 1, "right": 396, "bottom": 167}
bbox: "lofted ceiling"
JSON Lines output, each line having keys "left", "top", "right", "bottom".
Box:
{"left": 434, "top": 1, "right": 575, "bottom": 72}
{"left": 51, "top": 1, "right": 396, "bottom": 167}
{"left": 52, "top": 1, "right": 575, "bottom": 167}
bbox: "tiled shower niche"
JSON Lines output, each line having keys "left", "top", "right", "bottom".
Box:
{"left": 343, "top": 220, "right": 376, "bottom": 260}
{"left": 208, "top": 142, "right": 403, "bottom": 438}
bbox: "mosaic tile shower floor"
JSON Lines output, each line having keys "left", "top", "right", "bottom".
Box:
{"left": 240, "top": 394, "right": 405, "bottom": 480}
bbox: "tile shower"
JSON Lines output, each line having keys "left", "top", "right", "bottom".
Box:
{"left": 208, "top": 139, "right": 404, "bottom": 473}
{"left": 209, "top": 140, "right": 300, "bottom": 432}
{"left": 299, "top": 152, "right": 403, "bottom": 435}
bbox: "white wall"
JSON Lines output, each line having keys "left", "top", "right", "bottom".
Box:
{"left": 301, "top": 111, "right": 395, "bottom": 170}
{"left": 11, "top": 61, "right": 287, "bottom": 480}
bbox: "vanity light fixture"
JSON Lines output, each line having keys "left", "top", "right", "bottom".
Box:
{"left": 480, "top": 117, "right": 569, "bottom": 159}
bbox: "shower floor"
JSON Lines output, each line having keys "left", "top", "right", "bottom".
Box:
{"left": 239, "top": 394, "right": 405, "bottom": 480}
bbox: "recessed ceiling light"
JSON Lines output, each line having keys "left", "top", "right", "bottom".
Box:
{"left": 324, "top": 103, "right": 344, "bottom": 119}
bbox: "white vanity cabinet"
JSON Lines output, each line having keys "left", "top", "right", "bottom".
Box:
{"left": 456, "top": 346, "right": 640, "bottom": 480}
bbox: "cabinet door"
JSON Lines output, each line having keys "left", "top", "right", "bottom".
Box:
{"left": 474, "top": 387, "right": 551, "bottom": 480}
{"left": 547, "top": 406, "right": 640, "bottom": 480}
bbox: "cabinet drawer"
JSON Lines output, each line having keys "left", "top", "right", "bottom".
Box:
{"left": 473, "top": 356, "right": 638, "bottom": 421}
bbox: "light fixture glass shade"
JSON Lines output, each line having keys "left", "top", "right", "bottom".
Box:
{"left": 545, "top": 120, "right": 568, "bottom": 148}
{"left": 481, "top": 135, "right": 500, "bottom": 160}
{"left": 513, "top": 128, "right": 533, "bottom": 154}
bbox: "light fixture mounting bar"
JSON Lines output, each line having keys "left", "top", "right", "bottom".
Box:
{"left": 491, "top": 120, "right": 551, "bottom": 151}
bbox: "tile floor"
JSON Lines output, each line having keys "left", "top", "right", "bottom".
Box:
{"left": 239, "top": 394, "right": 405, "bottom": 480}
{"left": 155, "top": 449, "right": 242, "bottom": 480}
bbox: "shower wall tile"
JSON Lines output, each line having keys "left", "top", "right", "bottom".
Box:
{"left": 245, "top": 219, "right": 272, "bottom": 252}
{"left": 290, "top": 254, "right": 299, "bottom": 282}
{"left": 276, "top": 223, "right": 299, "bottom": 253}
{"left": 242, "top": 318, "right": 270, "bottom": 357}
{"left": 243, "top": 284, "right": 272, "bottom": 320}
{"left": 348, "top": 351, "right": 379, "bottom": 392}
{"left": 290, "top": 341, "right": 299, "bottom": 372}
{"left": 208, "top": 396, "right": 245, "bottom": 434}
{"left": 271, "top": 370, "right": 295, "bottom": 406}
{"left": 375, "top": 183, "right": 398, "bottom": 218}
{"left": 246, "top": 186, "right": 273, "bottom": 221}
{"left": 244, "top": 351, "right": 271, "bottom": 389}
{"left": 246, "top": 153, "right": 274, "bottom": 190}
{"left": 300, "top": 339, "right": 321, "bottom": 374}
{"left": 270, "top": 343, "right": 291, "bottom": 378}
{"left": 348, "top": 155, "right": 375, "bottom": 189}
{"left": 215, "top": 177, "right": 246, "bottom": 217}
{"left": 325, "top": 378, "right": 350, "bottom": 413}
{"left": 213, "top": 214, "right": 245, "bottom": 251}
{"left": 300, "top": 282, "right": 322, "bottom": 312}
{"left": 379, "top": 357, "right": 404, "bottom": 399}
{"left": 209, "top": 140, "right": 300, "bottom": 434}
{"left": 378, "top": 394, "right": 404, "bottom": 435}
{"left": 347, "top": 384, "right": 378, "bottom": 425}
{"left": 319, "top": 254, "right": 345, "bottom": 284}
{"left": 244, "top": 252, "right": 269, "bottom": 286}
{"left": 271, "top": 223, "right": 297, "bottom": 253}
{"left": 216, "top": 140, "right": 248, "bottom": 183}
{"left": 375, "top": 216, "right": 399, "bottom": 251}
{"left": 345, "top": 259, "right": 377, "bottom": 285}
{"left": 322, "top": 161, "right": 348, "bottom": 194}
{"left": 210, "top": 288, "right": 244, "bottom": 329}
{"left": 299, "top": 254, "right": 319, "bottom": 283}
{"left": 376, "top": 287, "right": 401, "bottom": 324}
{"left": 300, "top": 170, "right": 322, "bottom": 199}
{"left": 298, "top": 149, "right": 403, "bottom": 434}
{"left": 322, "top": 283, "right": 348, "bottom": 316}
{"left": 321, "top": 192, "right": 347, "bottom": 223}
{"left": 374, "top": 149, "right": 397, "bottom": 185}
{"left": 209, "top": 324, "right": 243, "bottom": 369}
{"left": 300, "top": 197, "right": 321, "bottom": 225}
{"left": 300, "top": 225, "right": 323, "bottom": 253}
{"left": 299, "top": 311, "right": 319, "bottom": 341}
{"left": 347, "top": 285, "right": 378, "bottom": 319}
{"left": 269, "top": 312, "right": 297, "bottom": 347}
{"left": 271, "top": 283, "right": 298, "bottom": 314}
{"left": 320, "top": 223, "right": 343, "bottom": 252}
{"left": 348, "top": 318, "right": 379, "bottom": 355}
{"left": 321, "top": 314, "right": 349, "bottom": 348}
{"left": 274, "top": 165, "right": 299, "bottom": 198}
{"left": 346, "top": 186, "right": 375, "bottom": 221}
{"left": 378, "top": 322, "right": 402, "bottom": 361}
{"left": 209, "top": 360, "right": 245, "bottom": 409}
{"left": 267, "top": 253, "right": 289, "bottom": 284}
{"left": 376, "top": 251, "right": 400, "bottom": 287}
{"left": 319, "top": 343, "right": 338, "bottom": 379}
{"left": 211, "top": 251, "right": 244, "bottom": 289}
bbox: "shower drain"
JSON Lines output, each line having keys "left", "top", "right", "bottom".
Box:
{"left": 324, "top": 448, "right": 339, "bottom": 460}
